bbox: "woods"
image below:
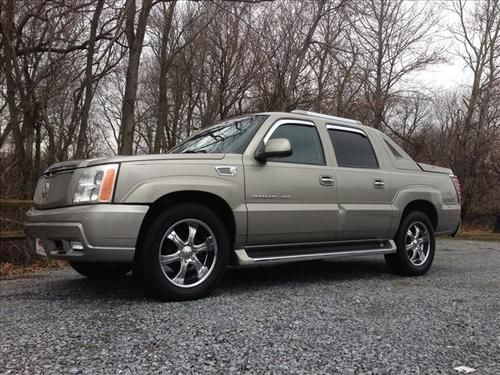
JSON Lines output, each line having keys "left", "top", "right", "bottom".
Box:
{"left": 1, "top": 0, "right": 499, "bottom": 225}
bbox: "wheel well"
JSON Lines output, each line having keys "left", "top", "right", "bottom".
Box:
{"left": 135, "top": 191, "right": 236, "bottom": 251}
{"left": 401, "top": 200, "right": 438, "bottom": 230}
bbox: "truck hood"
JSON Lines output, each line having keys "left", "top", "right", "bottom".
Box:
{"left": 43, "top": 153, "right": 225, "bottom": 174}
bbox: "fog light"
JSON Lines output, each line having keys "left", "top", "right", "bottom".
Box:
{"left": 70, "top": 240, "right": 84, "bottom": 251}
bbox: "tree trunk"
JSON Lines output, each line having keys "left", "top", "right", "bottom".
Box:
{"left": 75, "top": 0, "right": 106, "bottom": 158}
{"left": 0, "top": 0, "right": 29, "bottom": 196}
{"left": 118, "top": 0, "right": 154, "bottom": 155}
{"left": 154, "top": 0, "right": 177, "bottom": 153}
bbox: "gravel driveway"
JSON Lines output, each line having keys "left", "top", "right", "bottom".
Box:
{"left": 1, "top": 239, "right": 499, "bottom": 374}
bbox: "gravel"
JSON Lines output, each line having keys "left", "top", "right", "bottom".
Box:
{"left": 1, "top": 239, "right": 499, "bottom": 374}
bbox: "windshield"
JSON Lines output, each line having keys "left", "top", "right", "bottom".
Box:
{"left": 170, "top": 115, "right": 268, "bottom": 154}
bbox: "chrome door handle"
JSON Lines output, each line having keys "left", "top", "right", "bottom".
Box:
{"left": 320, "top": 176, "right": 335, "bottom": 186}
{"left": 373, "top": 179, "right": 385, "bottom": 189}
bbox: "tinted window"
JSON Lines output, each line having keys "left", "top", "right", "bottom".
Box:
{"left": 328, "top": 129, "right": 378, "bottom": 168}
{"left": 268, "top": 124, "right": 325, "bottom": 165}
{"left": 170, "top": 115, "right": 268, "bottom": 154}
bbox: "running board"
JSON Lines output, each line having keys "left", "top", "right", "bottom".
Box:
{"left": 234, "top": 240, "right": 397, "bottom": 266}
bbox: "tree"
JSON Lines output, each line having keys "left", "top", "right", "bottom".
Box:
{"left": 448, "top": 0, "right": 500, "bottom": 218}
{"left": 118, "top": 0, "right": 154, "bottom": 155}
{"left": 75, "top": 0, "right": 106, "bottom": 158}
{"left": 350, "top": 0, "right": 442, "bottom": 130}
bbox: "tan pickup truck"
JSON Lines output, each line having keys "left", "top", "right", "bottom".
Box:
{"left": 25, "top": 110, "right": 461, "bottom": 300}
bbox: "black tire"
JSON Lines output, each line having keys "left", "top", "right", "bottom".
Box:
{"left": 69, "top": 261, "right": 131, "bottom": 279}
{"left": 385, "top": 211, "right": 435, "bottom": 276}
{"left": 133, "top": 203, "right": 230, "bottom": 301}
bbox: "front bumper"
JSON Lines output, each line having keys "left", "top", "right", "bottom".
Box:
{"left": 25, "top": 204, "right": 149, "bottom": 262}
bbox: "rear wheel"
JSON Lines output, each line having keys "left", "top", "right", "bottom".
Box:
{"left": 133, "top": 203, "right": 229, "bottom": 301}
{"left": 385, "top": 211, "right": 435, "bottom": 276}
{"left": 69, "top": 261, "right": 131, "bottom": 279}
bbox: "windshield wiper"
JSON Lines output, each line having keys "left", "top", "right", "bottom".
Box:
{"left": 182, "top": 149, "right": 207, "bottom": 153}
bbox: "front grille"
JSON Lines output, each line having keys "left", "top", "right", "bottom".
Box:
{"left": 34, "top": 170, "right": 75, "bottom": 209}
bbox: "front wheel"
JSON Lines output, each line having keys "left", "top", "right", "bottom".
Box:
{"left": 69, "top": 261, "right": 131, "bottom": 279}
{"left": 385, "top": 211, "right": 435, "bottom": 276}
{"left": 133, "top": 203, "right": 230, "bottom": 301}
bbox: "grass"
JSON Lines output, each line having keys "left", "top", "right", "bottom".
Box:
{"left": 0, "top": 199, "right": 33, "bottom": 208}
{"left": 0, "top": 231, "right": 25, "bottom": 240}
{"left": 455, "top": 230, "right": 500, "bottom": 242}
{"left": 0, "top": 258, "right": 67, "bottom": 280}
{"left": 455, "top": 225, "right": 500, "bottom": 242}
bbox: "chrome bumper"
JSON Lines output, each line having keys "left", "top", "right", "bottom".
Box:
{"left": 24, "top": 204, "right": 149, "bottom": 262}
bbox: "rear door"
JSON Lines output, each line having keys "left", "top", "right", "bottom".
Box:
{"left": 243, "top": 119, "right": 339, "bottom": 245}
{"left": 326, "top": 125, "right": 393, "bottom": 240}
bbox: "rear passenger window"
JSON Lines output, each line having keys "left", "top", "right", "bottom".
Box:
{"left": 268, "top": 124, "right": 325, "bottom": 165}
{"left": 328, "top": 129, "right": 378, "bottom": 168}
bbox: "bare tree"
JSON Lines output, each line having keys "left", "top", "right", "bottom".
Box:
{"left": 350, "top": 0, "right": 442, "bottom": 130}
{"left": 448, "top": 0, "right": 500, "bottom": 218}
{"left": 75, "top": 0, "right": 107, "bottom": 158}
{"left": 118, "top": 0, "right": 154, "bottom": 155}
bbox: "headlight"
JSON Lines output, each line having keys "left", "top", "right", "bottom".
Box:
{"left": 73, "top": 164, "right": 119, "bottom": 204}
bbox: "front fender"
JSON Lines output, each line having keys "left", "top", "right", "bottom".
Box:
{"left": 114, "top": 160, "right": 247, "bottom": 247}
{"left": 119, "top": 175, "right": 244, "bottom": 210}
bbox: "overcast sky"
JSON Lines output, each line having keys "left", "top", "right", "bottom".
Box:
{"left": 411, "top": 0, "right": 473, "bottom": 90}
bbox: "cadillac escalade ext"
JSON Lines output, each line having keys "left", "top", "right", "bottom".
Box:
{"left": 25, "top": 110, "right": 462, "bottom": 300}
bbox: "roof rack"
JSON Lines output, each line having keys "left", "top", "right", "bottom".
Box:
{"left": 291, "top": 110, "right": 362, "bottom": 126}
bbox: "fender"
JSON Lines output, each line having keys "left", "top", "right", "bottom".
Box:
{"left": 390, "top": 185, "right": 443, "bottom": 236}
{"left": 117, "top": 172, "right": 247, "bottom": 248}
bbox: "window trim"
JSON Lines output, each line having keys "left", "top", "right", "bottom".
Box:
{"left": 263, "top": 119, "right": 315, "bottom": 143}
{"left": 261, "top": 119, "right": 326, "bottom": 166}
{"left": 327, "top": 127, "right": 380, "bottom": 169}
{"left": 326, "top": 124, "right": 367, "bottom": 137}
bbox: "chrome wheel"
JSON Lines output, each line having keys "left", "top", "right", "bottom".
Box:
{"left": 405, "top": 221, "right": 430, "bottom": 266}
{"left": 158, "top": 219, "right": 217, "bottom": 288}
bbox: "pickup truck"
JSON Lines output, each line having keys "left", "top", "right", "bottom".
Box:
{"left": 25, "top": 110, "right": 461, "bottom": 301}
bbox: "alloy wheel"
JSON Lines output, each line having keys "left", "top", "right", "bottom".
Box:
{"left": 158, "top": 219, "right": 217, "bottom": 288}
{"left": 405, "top": 221, "right": 431, "bottom": 266}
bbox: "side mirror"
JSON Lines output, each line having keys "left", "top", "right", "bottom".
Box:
{"left": 255, "top": 138, "right": 292, "bottom": 163}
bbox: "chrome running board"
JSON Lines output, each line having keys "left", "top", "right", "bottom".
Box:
{"left": 234, "top": 240, "right": 397, "bottom": 266}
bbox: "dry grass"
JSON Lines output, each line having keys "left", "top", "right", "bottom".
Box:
{"left": 456, "top": 230, "right": 500, "bottom": 242}
{"left": 0, "top": 258, "right": 67, "bottom": 280}
{"left": 0, "top": 199, "right": 33, "bottom": 208}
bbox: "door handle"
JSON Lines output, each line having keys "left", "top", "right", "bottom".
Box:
{"left": 373, "top": 179, "right": 385, "bottom": 189}
{"left": 320, "top": 176, "right": 335, "bottom": 186}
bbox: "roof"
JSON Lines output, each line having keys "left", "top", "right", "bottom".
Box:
{"left": 290, "top": 110, "right": 363, "bottom": 127}
{"left": 258, "top": 110, "right": 376, "bottom": 134}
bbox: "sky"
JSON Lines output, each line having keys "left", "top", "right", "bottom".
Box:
{"left": 410, "top": 0, "right": 475, "bottom": 90}
{"left": 417, "top": 61, "right": 472, "bottom": 89}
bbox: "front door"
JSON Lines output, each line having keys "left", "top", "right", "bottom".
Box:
{"left": 244, "top": 120, "right": 339, "bottom": 245}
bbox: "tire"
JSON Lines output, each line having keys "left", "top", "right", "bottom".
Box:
{"left": 385, "top": 211, "right": 435, "bottom": 276}
{"left": 133, "top": 203, "right": 230, "bottom": 301}
{"left": 69, "top": 261, "right": 131, "bottom": 279}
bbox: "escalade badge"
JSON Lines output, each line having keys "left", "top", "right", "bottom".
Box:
{"left": 42, "top": 180, "right": 50, "bottom": 199}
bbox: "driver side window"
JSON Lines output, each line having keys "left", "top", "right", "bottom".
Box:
{"left": 268, "top": 124, "right": 325, "bottom": 165}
